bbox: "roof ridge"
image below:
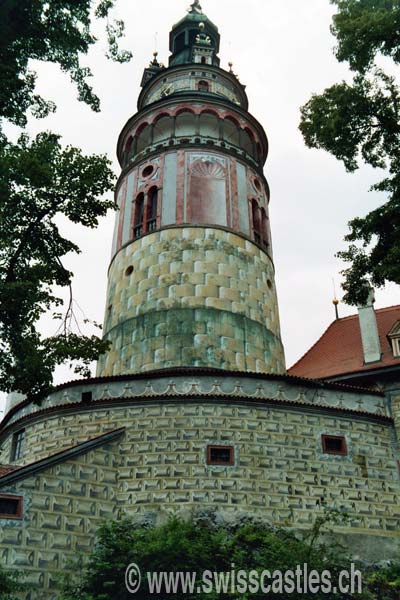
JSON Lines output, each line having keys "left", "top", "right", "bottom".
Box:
{"left": 375, "top": 304, "right": 400, "bottom": 313}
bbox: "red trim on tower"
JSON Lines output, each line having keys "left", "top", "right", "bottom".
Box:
{"left": 129, "top": 165, "right": 140, "bottom": 239}
{"left": 116, "top": 178, "right": 128, "bottom": 250}
{"left": 176, "top": 150, "right": 185, "bottom": 224}
{"left": 230, "top": 158, "right": 239, "bottom": 229}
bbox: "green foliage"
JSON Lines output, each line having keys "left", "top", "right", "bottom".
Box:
{"left": 366, "top": 559, "right": 400, "bottom": 600}
{"left": 299, "top": 0, "right": 400, "bottom": 305}
{"left": 0, "top": 0, "right": 132, "bottom": 128}
{"left": 0, "top": 563, "right": 24, "bottom": 600}
{"left": 0, "top": 132, "right": 115, "bottom": 403}
{"left": 331, "top": 0, "right": 400, "bottom": 73}
{"left": 59, "top": 510, "right": 376, "bottom": 600}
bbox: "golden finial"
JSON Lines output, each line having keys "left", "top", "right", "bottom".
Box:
{"left": 332, "top": 279, "right": 340, "bottom": 319}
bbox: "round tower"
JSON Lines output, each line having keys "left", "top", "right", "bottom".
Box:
{"left": 97, "top": 0, "right": 286, "bottom": 377}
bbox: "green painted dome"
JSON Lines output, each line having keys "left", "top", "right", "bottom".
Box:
{"left": 169, "top": 2, "right": 220, "bottom": 66}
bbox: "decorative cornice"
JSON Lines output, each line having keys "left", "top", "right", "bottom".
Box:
{"left": 0, "top": 369, "right": 388, "bottom": 439}
{"left": 138, "top": 63, "right": 248, "bottom": 111}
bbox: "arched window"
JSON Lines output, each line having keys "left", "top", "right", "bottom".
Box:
{"left": 201, "top": 56, "right": 207, "bottom": 64}
{"left": 176, "top": 111, "right": 194, "bottom": 138}
{"left": 153, "top": 115, "right": 173, "bottom": 144}
{"left": 198, "top": 80, "right": 209, "bottom": 92}
{"left": 134, "top": 193, "right": 144, "bottom": 239}
{"left": 136, "top": 124, "right": 151, "bottom": 154}
{"left": 251, "top": 199, "right": 261, "bottom": 245}
{"left": 146, "top": 187, "right": 158, "bottom": 232}
{"left": 261, "top": 207, "right": 269, "bottom": 248}
{"left": 199, "top": 111, "right": 219, "bottom": 138}
{"left": 223, "top": 117, "right": 240, "bottom": 146}
{"left": 124, "top": 136, "right": 133, "bottom": 166}
{"left": 242, "top": 128, "right": 255, "bottom": 158}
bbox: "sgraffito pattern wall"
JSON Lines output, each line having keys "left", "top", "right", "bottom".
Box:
{"left": 0, "top": 444, "right": 119, "bottom": 600}
{"left": 98, "top": 228, "right": 284, "bottom": 377}
{"left": 1, "top": 399, "right": 399, "bottom": 598}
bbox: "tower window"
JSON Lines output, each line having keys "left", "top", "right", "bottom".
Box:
{"left": 207, "top": 445, "right": 234, "bottom": 466}
{"left": 146, "top": 188, "right": 158, "bottom": 232}
{"left": 201, "top": 56, "right": 207, "bottom": 64}
{"left": 251, "top": 199, "right": 261, "bottom": 245}
{"left": 322, "top": 435, "right": 347, "bottom": 456}
{"left": 0, "top": 495, "right": 23, "bottom": 519}
{"left": 142, "top": 164, "right": 154, "bottom": 178}
{"left": 11, "top": 429, "right": 25, "bottom": 461}
{"left": 198, "top": 80, "right": 209, "bottom": 92}
{"left": 134, "top": 193, "right": 144, "bottom": 239}
{"left": 261, "top": 208, "right": 269, "bottom": 249}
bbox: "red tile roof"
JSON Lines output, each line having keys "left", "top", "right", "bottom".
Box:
{"left": 289, "top": 305, "right": 400, "bottom": 380}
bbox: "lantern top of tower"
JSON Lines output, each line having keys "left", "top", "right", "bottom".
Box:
{"left": 169, "top": 1, "right": 220, "bottom": 66}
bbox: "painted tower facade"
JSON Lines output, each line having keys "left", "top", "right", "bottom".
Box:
{"left": 97, "top": 0, "right": 286, "bottom": 378}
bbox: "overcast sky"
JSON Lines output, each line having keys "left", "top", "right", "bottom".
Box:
{"left": 1, "top": 0, "right": 398, "bottom": 417}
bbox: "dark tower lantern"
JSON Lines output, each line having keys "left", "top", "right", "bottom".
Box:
{"left": 169, "top": 1, "right": 220, "bottom": 66}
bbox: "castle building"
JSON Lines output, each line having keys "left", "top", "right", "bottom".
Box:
{"left": 0, "top": 3, "right": 399, "bottom": 597}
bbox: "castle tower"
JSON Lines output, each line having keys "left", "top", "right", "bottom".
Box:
{"left": 1, "top": 8, "right": 399, "bottom": 590}
{"left": 97, "top": 0, "right": 286, "bottom": 377}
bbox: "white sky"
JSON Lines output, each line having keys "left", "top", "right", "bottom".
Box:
{"left": 1, "top": 0, "right": 398, "bottom": 417}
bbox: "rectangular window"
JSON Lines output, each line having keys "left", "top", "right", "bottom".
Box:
{"left": 322, "top": 435, "right": 347, "bottom": 456}
{"left": 11, "top": 429, "right": 25, "bottom": 461}
{"left": 0, "top": 495, "right": 23, "bottom": 519}
{"left": 81, "top": 391, "right": 93, "bottom": 403}
{"left": 207, "top": 445, "right": 234, "bottom": 466}
{"left": 391, "top": 337, "right": 400, "bottom": 357}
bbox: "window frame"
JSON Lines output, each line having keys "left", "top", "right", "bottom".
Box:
{"left": 391, "top": 336, "right": 400, "bottom": 357}
{"left": 197, "top": 80, "right": 210, "bottom": 92}
{"left": 0, "top": 494, "right": 23, "bottom": 520}
{"left": 321, "top": 434, "right": 347, "bottom": 457}
{"left": 206, "top": 445, "right": 234, "bottom": 466}
{"left": 11, "top": 429, "right": 25, "bottom": 462}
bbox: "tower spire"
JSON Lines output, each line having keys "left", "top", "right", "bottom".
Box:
{"left": 189, "top": 0, "right": 203, "bottom": 14}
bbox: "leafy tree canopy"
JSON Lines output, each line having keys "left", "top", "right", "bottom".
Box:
{"left": 0, "top": 1, "right": 133, "bottom": 403}
{"left": 0, "top": 132, "right": 115, "bottom": 403}
{"left": 59, "top": 512, "right": 400, "bottom": 600}
{"left": 299, "top": 0, "right": 400, "bottom": 305}
{"left": 0, "top": 0, "right": 132, "bottom": 128}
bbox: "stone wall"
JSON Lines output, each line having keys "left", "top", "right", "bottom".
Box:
{"left": 1, "top": 395, "right": 399, "bottom": 598}
{"left": 98, "top": 228, "right": 284, "bottom": 377}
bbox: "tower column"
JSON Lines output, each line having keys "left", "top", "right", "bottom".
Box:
{"left": 97, "top": 1, "right": 286, "bottom": 378}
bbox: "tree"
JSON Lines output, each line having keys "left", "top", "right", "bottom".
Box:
{"left": 299, "top": 0, "right": 400, "bottom": 305}
{"left": 0, "top": 0, "right": 132, "bottom": 128}
{"left": 0, "top": 1, "right": 132, "bottom": 402}
{"left": 59, "top": 511, "right": 379, "bottom": 600}
{"left": 0, "top": 132, "right": 115, "bottom": 403}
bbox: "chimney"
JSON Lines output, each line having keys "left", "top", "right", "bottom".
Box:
{"left": 358, "top": 287, "right": 381, "bottom": 364}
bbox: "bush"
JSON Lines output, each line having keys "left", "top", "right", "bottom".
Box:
{"left": 0, "top": 564, "right": 23, "bottom": 600}
{"left": 59, "top": 508, "right": 397, "bottom": 600}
